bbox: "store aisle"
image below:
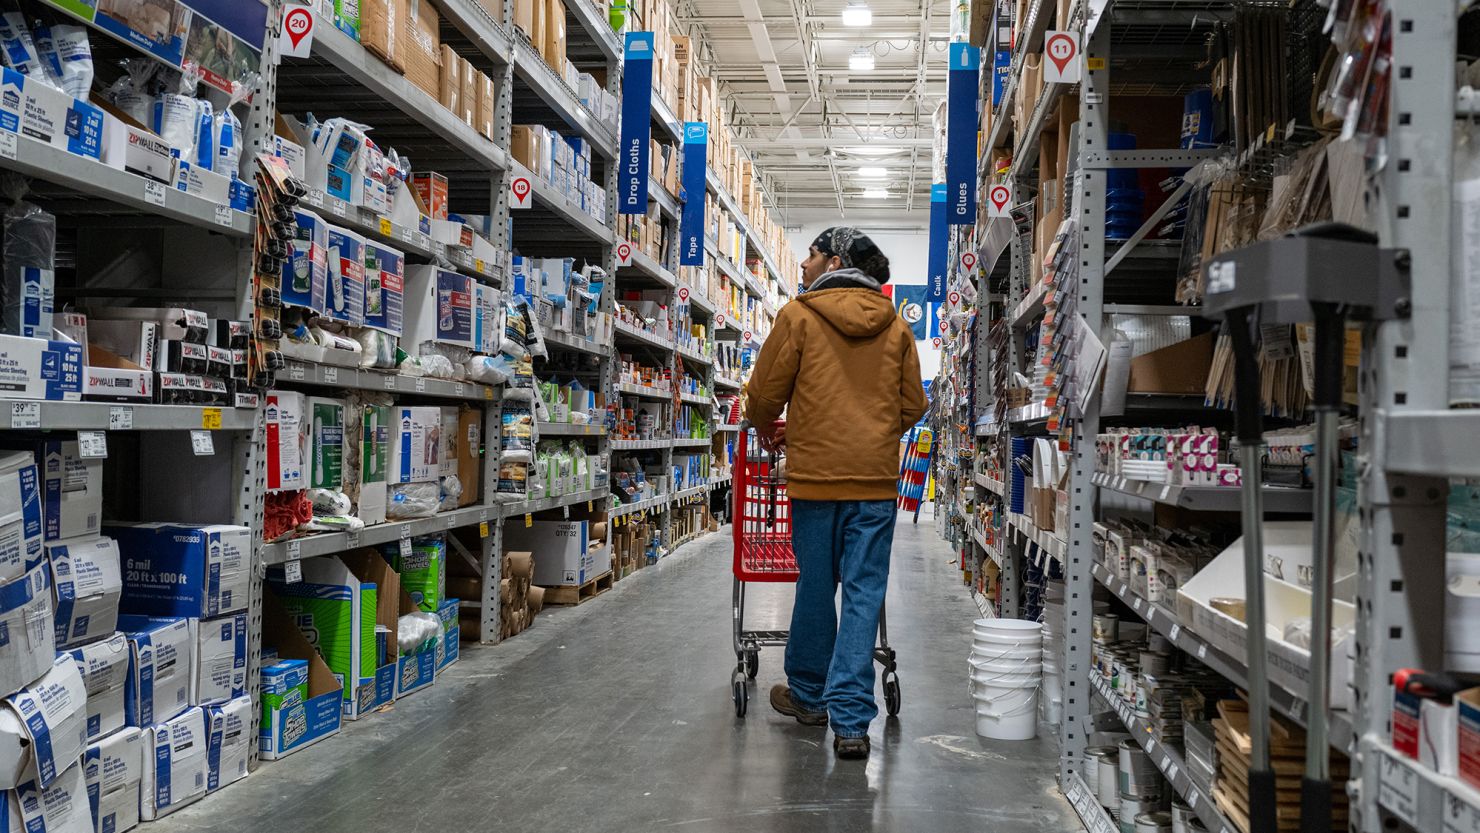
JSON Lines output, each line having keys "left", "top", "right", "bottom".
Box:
{"left": 157, "top": 511, "right": 1072, "bottom": 833}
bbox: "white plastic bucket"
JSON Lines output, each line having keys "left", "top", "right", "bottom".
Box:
{"left": 973, "top": 618, "right": 1044, "bottom": 641}
{"left": 970, "top": 644, "right": 1043, "bottom": 665}
{"left": 972, "top": 686, "right": 1039, "bottom": 740}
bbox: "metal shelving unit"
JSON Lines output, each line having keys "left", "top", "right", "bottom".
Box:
{"left": 1091, "top": 472, "right": 1313, "bottom": 513}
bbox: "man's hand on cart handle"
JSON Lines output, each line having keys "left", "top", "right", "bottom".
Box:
{"left": 746, "top": 419, "right": 787, "bottom": 452}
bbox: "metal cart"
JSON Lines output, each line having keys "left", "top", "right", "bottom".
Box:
{"left": 730, "top": 423, "right": 902, "bottom": 718}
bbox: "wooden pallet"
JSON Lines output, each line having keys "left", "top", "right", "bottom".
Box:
{"left": 1211, "top": 701, "right": 1349, "bottom": 833}
{"left": 541, "top": 571, "right": 614, "bottom": 606}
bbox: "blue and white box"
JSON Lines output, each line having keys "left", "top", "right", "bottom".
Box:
{"left": 0, "top": 563, "right": 52, "bottom": 698}
{"left": 403, "top": 267, "right": 474, "bottom": 350}
{"left": 436, "top": 598, "right": 460, "bottom": 673}
{"left": 68, "top": 632, "right": 129, "bottom": 742}
{"left": 139, "top": 707, "right": 207, "bottom": 820}
{"left": 47, "top": 536, "right": 121, "bottom": 649}
{"left": 0, "top": 333, "right": 83, "bottom": 401}
{"left": 325, "top": 226, "right": 367, "bottom": 327}
{"left": 84, "top": 725, "right": 142, "bottom": 833}
{"left": 109, "top": 523, "right": 250, "bottom": 619}
{"left": 0, "top": 67, "right": 103, "bottom": 160}
{"left": 0, "top": 654, "right": 88, "bottom": 791}
{"left": 116, "top": 616, "right": 193, "bottom": 728}
{"left": 283, "top": 210, "right": 329, "bottom": 314}
{"left": 363, "top": 241, "right": 405, "bottom": 337}
{"left": 0, "top": 451, "right": 42, "bottom": 584}
{"left": 2, "top": 758, "right": 91, "bottom": 833}
{"left": 194, "top": 614, "right": 247, "bottom": 706}
{"left": 204, "top": 696, "right": 250, "bottom": 793}
{"left": 395, "top": 648, "right": 435, "bottom": 699}
{"left": 23, "top": 441, "right": 102, "bottom": 542}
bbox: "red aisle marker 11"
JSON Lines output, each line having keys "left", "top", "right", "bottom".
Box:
{"left": 1044, "top": 31, "right": 1082, "bottom": 84}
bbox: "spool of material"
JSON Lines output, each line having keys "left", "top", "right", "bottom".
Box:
{"left": 1209, "top": 596, "right": 1246, "bottom": 622}
{"left": 506, "top": 550, "right": 535, "bottom": 579}
{"left": 1093, "top": 613, "right": 1120, "bottom": 643}
{"left": 499, "top": 578, "right": 513, "bottom": 605}
{"left": 1118, "top": 739, "right": 1161, "bottom": 797}
{"left": 527, "top": 584, "right": 545, "bottom": 614}
{"left": 590, "top": 521, "right": 608, "bottom": 541}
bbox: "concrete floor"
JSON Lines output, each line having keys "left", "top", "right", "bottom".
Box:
{"left": 155, "top": 511, "right": 1073, "bottom": 833}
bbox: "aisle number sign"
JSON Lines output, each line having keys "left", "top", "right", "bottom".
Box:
{"left": 960, "top": 251, "right": 978, "bottom": 275}
{"left": 280, "top": 4, "right": 315, "bottom": 58}
{"left": 616, "top": 241, "right": 635, "bottom": 266}
{"left": 988, "top": 183, "right": 1013, "bottom": 218}
{"left": 618, "top": 33, "right": 656, "bottom": 214}
{"left": 926, "top": 183, "right": 948, "bottom": 302}
{"left": 510, "top": 176, "right": 532, "bottom": 209}
{"left": 945, "top": 43, "right": 980, "bottom": 225}
{"left": 1044, "top": 31, "right": 1082, "bottom": 84}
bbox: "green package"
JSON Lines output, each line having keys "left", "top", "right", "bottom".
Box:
{"left": 309, "top": 397, "right": 346, "bottom": 490}
{"left": 275, "top": 570, "right": 377, "bottom": 702}
{"left": 333, "top": 0, "right": 361, "bottom": 40}
{"left": 362, "top": 404, "right": 390, "bottom": 486}
{"left": 393, "top": 538, "right": 445, "bottom": 612}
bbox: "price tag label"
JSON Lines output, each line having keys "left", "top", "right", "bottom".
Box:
{"left": 191, "top": 430, "right": 214, "bottom": 455}
{"left": 1197, "top": 643, "right": 1207, "bottom": 660}
{"left": 346, "top": 530, "right": 360, "bottom": 547}
{"left": 306, "top": 190, "right": 324, "bottom": 207}
{"left": 9, "top": 402, "right": 38, "bottom": 429}
{"left": 77, "top": 431, "right": 107, "bottom": 459}
{"left": 1166, "top": 762, "right": 1179, "bottom": 782}
{"left": 284, "top": 558, "right": 302, "bottom": 584}
{"left": 400, "top": 227, "right": 414, "bottom": 245}
{"left": 525, "top": 513, "right": 533, "bottom": 528}
{"left": 1188, "top": 791, "right": 1199, "bottom": 809}
{"left": 454, "top": 383, "right": 465, "bottom": 397}
{"left": 0, "top": 130, "right": 17, "bottom": 160}
{"left": 399, "top": 526, "right": 412, "bottom": 557}
{"left": 290, "top": 364, "right": 306, "bottom": 381}
{"left": 202, "top": 408, "right": 222, "bottom": 429}
{"left": 1444, "top": 793, "right": 1480, "bottom": 833}
{"left": 214, "top": 205, "right": 234, "bottom": 227}
{"left": 1169, "top": 623, "right": 1181, "bottom": 641}
{"left": 1289, "top": 697, "right": 1308, "bottom": 721}
{"left": 1145, "top": 738, "right": 1156, "bottom": 754}
{"left": 1379, "top": 754, "right": 1420, "bottom": 826}
{"left": 484, "top": 388, "right": 494, "bottom": 400}
{"left": 331, "top": 199, "right": 346, "bottom": 217}
{"left": 108, "top": 407, "right": 132, "bottom": 430}
{"left": 287, "top": 540, "right": 301, "bottom": 559}
{"left": 383, "top": 374, "right": 398, "bottom": 390}
{"left": 1119, "top": 581, "right": 1129, "bottom": 596}
{"left": 475, "top": 258, "right": 486, "bottom": 274}
{"left": 1145, "top": 606, "right": 1155, "bottom": 622}
{"left": 446, "top": 513, "right": 457, "bottom": 528}
{"left": 379, "top": 218, "right": 393, "bottom": 237}
{"left": 144, "top": 180, "right": 167, "bottom": 206}
{"left": 323, "top": 366, "right": 338, "bottom": 384}
{"left": 587, "top": 501, "right": 593, "bottom": 512}
{"left": 1159, "top": 484, "right": 1171, "bottom": 502}
{"left": 1133, "top": 598, "right": 1143, "bottom": 612}
{"left": 415, "top": 378, "right": 427, "bottom": 392}
{"left": 479, "top": 522, "right": 490, "bottom": 537}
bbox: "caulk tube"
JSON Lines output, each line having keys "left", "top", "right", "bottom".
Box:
{"left": 330, "top": 243, "right": 346, "bottom": 313}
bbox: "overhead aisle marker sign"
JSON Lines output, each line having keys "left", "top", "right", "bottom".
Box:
{"left": 946, "top": 42, "right": 980, "bottom": 225}
{"left": 618, "top": 32, "right": 655, "bottom": 215}
{"left": 679, "top": 122, "right": 708, "bottom": 265}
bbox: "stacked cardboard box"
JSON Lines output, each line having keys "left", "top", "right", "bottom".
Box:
{"left": 612, "top": 519, "right": 655, "bottom": 579}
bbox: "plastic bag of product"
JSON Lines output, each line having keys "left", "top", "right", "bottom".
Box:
{"left": 464, "top": 355, "right": 513, "bottom": 385}
{"left": 193, "top": 98, "right": 215, "bottom": 171}
{"left": 387, "top": 481, "right": 440, "bottom": 519}
{"left": 38, "top": 24, "right": 92, "bottom": 100}
{"left": 496, "top": 456, "right": 531, "bottom": 500}
{"left": 308, "top": 489, "right": 353, "bottom": 516}
{"left": 215, "top": 106, "right": 241, "bottom": 177}
{"left": 438, "top": 474, "right": 463, "bottom": 511}
{"left": 501, "top": 384, "right": 533, "bottom": 402}
{"left": 512, "top": 353, "right": 533, "bottom": 388}
{"left": 0, "top": 6, "right": 59, "bottom": 87}
{"left": 3, "top": 193, "right": 55, "bottom": 339}
{"left": 501, "top": 406, "right": 533, "bottom": 454}
{"left": 357, "top": 329, "right": 398, "bottom": 368}
{"left": 106, "top": 70, "right": 154, "bottom": 126}
{"left": 397, "top": 611, "right": 442, "bottom": 654}
{"left": 403, "top": 353, "right": 456, "bottom": 379}
{"left": 154, "top": 93, "right": 199, "bottom": 161}
{"left": 499, "top": 300, "right": 528, "bottom": 357}
{"left": 523, "top": 299, "right": 549, "bottom": 360}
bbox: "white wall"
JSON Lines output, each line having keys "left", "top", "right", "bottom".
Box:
{"left": 786, "top": 219, "right": 941, "bottom": 381}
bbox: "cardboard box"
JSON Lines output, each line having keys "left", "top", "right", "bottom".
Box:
{"left": 404, "top": 267, "right": 475, "bottom": 351}
{"left": 68, "top": 632, "right": 129, "bottom": 742}
{"left": 195, "top": 614, "right": 248, "bottom": 706}
{"left": 284, "top": 210, "right": 329, "bottom": 314}
{"left": 259, "top": 589, "right": 343, "bottom": 760}
{"left": 0, "top": 451, "right": 41, "bottom": 584}
{"left": 439, "top": 45, "right": 462, "bottom": 115}
{"left": 474, "top": 0, "right": 504, "bottom": 22}
{"left": 272, "top": 557, "right": 378, "bottom": 711}
{"left": 0, "top": 68, "right": 103, "bottom": 161}
{"left": 411, "top": 172, "right": 448, "bottom": 220}
{"left": 339, "top": 550, "right": 401, "bottom": 718}
{"left": 402, "top": 0, "right": 442, "bottom": 98}
{"left": 436, "top": 598, "right": 460, "bottom": 672}
{"left": 117, "top": 616, "right": 193, "bottom": 728}
{"left": 139, "top": 707, "right": 207, "bottom": 820}
{"left": 47, "top": 535, "right": 121, "bottom": 649}
{"left": 307, "top": 397, "right": 348, "bottom": 490}
{"left": 3, "top": 758, "right": 91, "bottom": 833}
{"left": 511, "top": 125, "right": 540, "bottom": 170}
{"left": 514, "top": 0, "right": 541, "bottom": 42}
{"left": 388, "top": 405, "right": 444, "bottom": 484}
{"left": 364, "top": 241, "right": 406, "bottom": 337}
{"left": 328, "top": 0, "right": 361, "bottom": 38}
{"left": 21, "top": 441, "right": 102, "bottom": 543}
{"left": 505, "top": 520, "right": 591, "bottom": 587}
{"left": 458, "top": 56, "right": 477, "bottom": 127}
{"left": 1127, "top": 332, "right": 1216, "bottom": 395}
{"left": 85, "top": 726, "right": 143, "bottom": 833}
{"left": 394, "top": 586, "right": 437, "bottom": 699}
{"left": 266, "top": 390, "right": 308, "bottom": 492}
{"left": 0, "top": 654, "right": 87, "bottom": 790}
{"left": 0, "top": 333, "right": 84, "bottom": 401}
{"left": 457, "top": 406, "right": 482, "bottom": 507}
{"left": 98, "top": 108, "right": 174, "bottom": 184}
{"left": 110, "top": 524, "right": 250, "bottom": 619}
{"left": 172, "top": 161, "right": 230, "bottom": 204}
{"left": 204, "top": 696, "right": 251, "bottom": 792}
{"left": 326, "top": 225, "right": 367, "bottom": 326}
{"left": 0, "top": 564, "right": 53, "bottom": 699}
{"left": 1459, "top": 687, "right": 1480, "bottom": 790}
{"left": 475, "top": 72, "right": 496, "bottom": 140}
{"left": 358, "top": 403, "right": 391, "bottom": 525}
{"left": 361, "top": 0, "right": 404, "bottom": 71}
{"left": 541, "top": 0, "right": 567, "bottom": 69}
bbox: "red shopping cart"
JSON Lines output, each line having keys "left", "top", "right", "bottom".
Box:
{"left": 730, "top": 422, "right": 901, "bottom": 718}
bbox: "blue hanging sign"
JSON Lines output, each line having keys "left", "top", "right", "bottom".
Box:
{"left": 679, "top": 122, "right": 708, "bottom": 266}
{"left": 927, "top": 184, "right": 948, "bottom": 302}
{"left": 946, "top": 42, "right": 980, "bottom": 225}
{"left": 618, "top": 32, "right": 655, "bottom": 215}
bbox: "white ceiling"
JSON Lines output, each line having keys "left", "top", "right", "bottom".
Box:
{"left": 675, "top": 0, "right": 955, "bottom": 221}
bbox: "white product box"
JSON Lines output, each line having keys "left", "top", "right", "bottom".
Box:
{"left": 68, "top": 632, "right": 129, "bottom": 742}
{"left": 109, "top": 524, "right": 249, "bottom": 619}
{"left": 357, "top": 404, "right": 390, "bottom": 526}
{"left": 99, "top": 111, "right": 174, "bottom": 184}
{"left": 472, "top": 282, "right": 499, "bottom": 355}
{"left": 117, "top": 616, "right": 194, "bottom": 728}
{"left": 266, "top": 390, "right": 308, "bottom": 492}
{"left": 403, "top": 267, "right": 475, "bottom": 350}
{"left": 84, "top": 725, "right": 143, "bottom": 833}
{"left": 428, "top": 219, "right": 464, "bottom": 247}
{"left": 0, "top": 654, "right": 88, "bottom": 790}
{"left": 1, "top": 758, "right": 91, "bottom": 833}
{"left": 83, "top": 308, "right": 205, "bottom": 344}
{"left": 326, "top": 226, "right": 367, "bottom": 327}
{"left": 25, "top": 442, "right": 103, "bottom": 542}
{"left": 0, "top": 451, "right": 41, "bottom": 584}
{"left": 1176, "top": 529, "right": 1355, "bottom": 710}
{"left": 86, "top": 320, "right": 157, "bottom": 371}
{"left": 307, "top": 397, "right": 348, "bottom": 491}
{"left": 1448, "top": 552, "right": 1480, "bottom": 672}
{"left": 204, "top": 696, "right": 250, "bottom": 792}
{"left": 503, "top": 521, "right": 592, "bottom": 587}
{"left": 140, "top": 708, "right": 208, "bottom": 820}
{"left": 83, "top": 366, "right": 153, "bottom": 403}
{"left": 440, "top": 407, "right": 459, "bottom": 478}
{"left": 0, "top": 333, "right": 84, "bottom": 401}
{"left": 0, "top": 564, "right": 51, "bottom": 699}
{"left": 171, "top": 160, "right": 230, "bottom": 204}
{"left": 0, "top": 68, "right": 103, "bottom": 160}
{"left": 388, "top": 406, "right": 443, "bottom": 484}
{"left": 47, "top": 536, "right": 121, "bottom": 649}
{"left": 194, "top": 614, "right": 247, "bottom": 706}
{"left": 274, "top": 135, "right": 307, "bottom": 181}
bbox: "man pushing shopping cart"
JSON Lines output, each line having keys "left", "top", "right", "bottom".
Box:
{"left": 738, "top": 227, "right": 927, "bottom": 761}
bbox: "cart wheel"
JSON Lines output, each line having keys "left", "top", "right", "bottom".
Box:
{"left": 745, "top": 652, "right": 759, "bottom": 680}
{"left": 883, "top": 673, "right": 902, "bottom": 717}
{"left": 734, "top": 680, "right": 748, "bottom": 717}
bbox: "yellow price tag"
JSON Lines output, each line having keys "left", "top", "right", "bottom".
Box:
{"left": 484, "top": 388, "right": 494, "bottom": 400}
{"left": 379, "top": 218, "right": 393, "bottom": 237}
{"left": 1086, "top": 57, "right": 1106, "bottom": 71}
{"left": 524, "top": 513, "right": 533, "bottom": 528}
{"left": 587, "top": 501, "right": 592, "bottom": 512}
{"left": 201, "top": 408, "right": 222, "bottom": 429}
{"left": 475, "top": 258, "right": 485, "bottom": 273}
{"left": 1265, "top": 123, "right": 1275, "bottom": 142}
{"left": 479, "top": 522, "right": 489, "bottom": 537}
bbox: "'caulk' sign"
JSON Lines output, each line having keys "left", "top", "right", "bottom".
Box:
{"left": 987, "top": 183, "right": 1013, "bottom": 217}
{"left": 1044, "top": 31, "right": 1082, "bottom": 84}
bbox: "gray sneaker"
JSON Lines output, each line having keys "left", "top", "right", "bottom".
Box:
{"left": 834, "top": 736, "right": 870, "bottom": 759}
{"left": 769, "top": 685, "right": 828, "bottom": 726}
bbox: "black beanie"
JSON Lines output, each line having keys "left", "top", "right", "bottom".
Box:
{"left": 811, "top": 227, "right": 891, "bottom": 283}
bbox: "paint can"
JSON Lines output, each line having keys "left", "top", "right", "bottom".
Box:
{"left": 1118, "top": 739, "right": 1162, "bottom": 797}
{"left": 1135, "top": 811, "right": 1174, "bottom": 833}
{"left": 1118, "top": 795, "right": 1160, "bottom": 833}
{"left": 1084, "top": 746, "right": 1117, "bottom": 796}
{"left": 1093, "top": 613, "right": 1120, "bottom": 643}
{"left": 1139, "top": 650, "right": 1170, "bottom": 675}
{"left": 1098, "top": 753, "right": 1122, "bottom": 809}
{"left": 1170, "top": 799, "right": 1193, "bottom": 833}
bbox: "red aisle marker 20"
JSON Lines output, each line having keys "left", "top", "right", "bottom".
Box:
{"left": 280, "top": 5, "right": 316, "bottom": 58}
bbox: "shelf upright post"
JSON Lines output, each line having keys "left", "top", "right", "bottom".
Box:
{"left": 1058, "top": 18, "right": 1109, "bottom": 787}
{"left": 1352, "top": 6, "right": 1456, "bottom": 831}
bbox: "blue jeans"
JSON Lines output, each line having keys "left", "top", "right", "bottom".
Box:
{"left": 784, "top": 499, "right": 896, "bottom": 738}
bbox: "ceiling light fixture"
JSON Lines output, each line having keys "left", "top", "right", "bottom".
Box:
{"left": 863, "top": 188, "right": 889, "bottom": 199}
{"left": 857, "top": 167, "right": 888, "bottom": 178}
{"left": 849, "top": 48, "right": 875, "bottom": 71}
{"left": 842, "top": 3, "right": 872, "bottom": 26}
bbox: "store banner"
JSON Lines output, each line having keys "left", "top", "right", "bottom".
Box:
{"left": 946, "top": 42, "right": 980, "bottom": 225}
{"left": 679, "top": 122, "right": 708, "bottom": 266}
{"left": 894, "top": 285, "right": 934, "bottom": 342}
{"left": 992, "top": 50, "right": 1011, "bottom": 106}
{"left": 926, "top": 184, "right": 948, "bottom": 302}
{"left": 618, "top": 31, "right": 655, "bottom": 215}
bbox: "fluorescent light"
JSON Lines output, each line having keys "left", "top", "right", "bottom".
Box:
{"left": 842, "top": 4, "right": 872, "bottom": 26}
{"left": 863, "top": 188, "right": 889, "bottom": 199}
{"left": 842, "top": 146, "right": 903, "bottom": 157}
{"left": 857, "top": 166, "right": 888, "bottom": 178}
{"left": 849, "top": 49, "right": 875, "bottom": 71}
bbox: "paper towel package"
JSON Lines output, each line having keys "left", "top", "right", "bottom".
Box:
{"left": 117, "top": 616, "right": 194, "bottom": 728}
{"left": 84, "top": 725, "right": 143, "bottom": 833}
{"left": 194, "top": 614, "right": 248, "bottom": 705}
{"left": 140, "top": 708, "right": 208, "bottom": 820}
{"left": 0, "top": 655, "right": 88, "bottom": 790}
{"left": 46, "top": 536, "right": 122, "bottom": 649}
{"left": 68, "top": 632, "right": 129, "bottom": 742}
{"left": 205, "top": 696, "right": 251, "bottom": 792}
